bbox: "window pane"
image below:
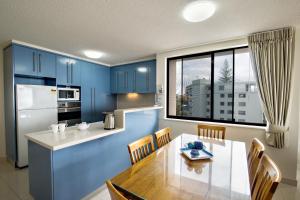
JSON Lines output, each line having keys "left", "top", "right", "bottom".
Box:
{"left": 213, "top": 51, "right": 233, "bottom": 121}
{"left": 234, "top": 48, "right": 265, "bottom": 124}
{"left": 183, "top": 55, "right": 212, "bottom": 118}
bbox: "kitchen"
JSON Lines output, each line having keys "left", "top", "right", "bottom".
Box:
{"left": 3, "top": 40, "right": 161, "bottom": 199}
{"left": 1, "top": 1, "right": 300, "bottom": 200}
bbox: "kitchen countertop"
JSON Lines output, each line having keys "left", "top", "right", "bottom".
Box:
{"left": 25, "top": 106, "right": 163, "bottom": 151}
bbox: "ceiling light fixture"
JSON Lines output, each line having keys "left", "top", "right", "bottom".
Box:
{"left": 183, "top": 0, "right": 216, "bottom": 23}
{"left": 83, "top": 50, "right": 104, "bottom": 59}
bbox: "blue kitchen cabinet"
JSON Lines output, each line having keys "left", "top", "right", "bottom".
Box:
{"left": 81, "top": 62, "right": 115, "bottom": 123}
{"left": 14, "top": 45, "right": 37, "bottom": 76}
{"left": 14, "top": 45, "right": 56, "bottom": 78}
{"left": 111, "top": 67, "right": 133, "bottom": 94}
{"left": 56, "top": 56, "right": 81, "bottom": 86}
{"left": 133, "top": 60, "right": 156, "bottom": 93}
{"left": 37, "top": 50, "right": 56, "bottom": 78}
{"left": 111, "top": 60, "right": 156, "bottom": 94}
{"left": 80, "top": 62, "right": 95, "bottom": 123}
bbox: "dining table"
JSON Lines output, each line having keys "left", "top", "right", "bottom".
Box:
{"left": 111, "top": 133, "right": 251, "bottom": 200}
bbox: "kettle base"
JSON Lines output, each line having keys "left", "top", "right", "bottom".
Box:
{"left": 104, "top": 128, "right": 115, "bottom": 130}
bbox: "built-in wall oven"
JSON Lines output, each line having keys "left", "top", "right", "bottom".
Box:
{"left": 58, "top": 101, "right": 81, "bottom": 126}
{"left": 57, "top": 87, "right": 81, "bottom": 126}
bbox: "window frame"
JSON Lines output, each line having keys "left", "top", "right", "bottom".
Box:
{"left": 166, "top": 46, "right": 266, "bottom": 127}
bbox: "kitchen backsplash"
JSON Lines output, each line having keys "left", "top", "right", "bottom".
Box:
{"left": 117, "top": 93, "right": 155, "bottom": 109}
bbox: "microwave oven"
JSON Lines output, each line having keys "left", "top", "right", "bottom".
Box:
{"left": 57, "top": 87, "right": 80, "bottom": 101}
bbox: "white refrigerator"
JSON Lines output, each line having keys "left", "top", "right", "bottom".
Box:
{"left": 16, "top": 84, "right": 58, "bottom": 167}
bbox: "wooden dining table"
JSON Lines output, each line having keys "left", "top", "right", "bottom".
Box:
{"left": 111, "top": 133, "right": 251, "bottom": 200}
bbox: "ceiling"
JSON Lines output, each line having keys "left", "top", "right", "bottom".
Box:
{"left": 0, "top": 0, "right": 300, "bottom": 66}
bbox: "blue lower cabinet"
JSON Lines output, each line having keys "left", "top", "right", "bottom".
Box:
{"left": 28, "top": 109, "right": 159, "bottom": 200}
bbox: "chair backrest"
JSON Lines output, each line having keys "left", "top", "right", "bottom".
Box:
{"left": 251, "top": 155, "right": 282, "bottom": 200}
{"left": 155, "top": 127, "right": 172, "bottom": 148}
{"left": 106, "top": 181, "right": 128, "bottom": 200}
{"left": 248, "top": 138, "right": 265, "bottom": 186}
{"left": 197, "top": 124, "right": 226, "bottom": 139}
{"left": 128, "top": 135, "right": 155, "bottom": 165}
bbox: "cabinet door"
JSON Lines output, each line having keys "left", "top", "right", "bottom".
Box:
{"left": 56, "top": 56, "right": 69, "bottom": 86}
{"left": 80, "top": 62, "right": 95, "bottom": 122}
{"left": 14, "top": 45, "right": 37, "bottom": 76}
{"left": 148, "top": 63, "right": 156, "bottom": 93}
{"left": 133, "top": 66, "right": 149, "bottom": 93}
{"left": 94, "top": 66, "right": 114, "bottom": 122}
{"left": 69, "top": 59, "right": 81, "bottom": 86}
{"left": 37, "top": 50, "right": 56, "bottom": 78}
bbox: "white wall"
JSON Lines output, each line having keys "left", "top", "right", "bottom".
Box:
{"left": 0, "top": 43, "right": 6, "bottom": 158}
{"left": 156, "top": 29, "right": 300, "bottom": 183}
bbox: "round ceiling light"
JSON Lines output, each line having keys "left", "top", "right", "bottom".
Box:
{"left": 83, "top": 50, "right": 104, "bottom": 59}
{"left": 183, "top": 1, "right": 216, "bottom": 22}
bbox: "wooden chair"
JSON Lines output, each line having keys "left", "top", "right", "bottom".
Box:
{"left": 155, "top": 127, "right": 172, "bottom": 148}
{"left": 128, "top": 135, "right": 155, "bottom": 165}
{"left": 248, "top": 138, "right": 265, "bottom": 186}
{"left": 197, "top": 124, "right": 226, "bottom": 139}
{"left": 251, "top": 155, "right": 282, "bottom": 200}
{"left": 106, "top": 180, "right": 128, "bottom": 200}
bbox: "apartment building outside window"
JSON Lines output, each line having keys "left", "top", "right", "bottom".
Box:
{"left": 167, "top": 46, "right": 266, "bottom": 126}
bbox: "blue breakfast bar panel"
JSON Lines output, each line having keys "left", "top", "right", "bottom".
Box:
{"left": 28, "top": 109, "right": 159, "bottom": 200}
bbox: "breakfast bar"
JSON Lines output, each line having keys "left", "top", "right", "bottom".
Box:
{"left": 25, "top": 106, "right": 162, "bottom": 200}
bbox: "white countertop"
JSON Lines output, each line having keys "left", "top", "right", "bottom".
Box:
{"left": 25, "top": 106, "right": 162, "bottom": 151}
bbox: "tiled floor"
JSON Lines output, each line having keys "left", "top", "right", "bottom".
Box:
{"left": 0, "top": 158, "right": 299, "bottom": 200}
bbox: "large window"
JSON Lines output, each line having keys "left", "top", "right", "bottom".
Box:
{"left": 167, "top": 47, "right": 266, "bottom": 126}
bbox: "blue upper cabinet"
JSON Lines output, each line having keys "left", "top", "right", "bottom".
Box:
{"left": 14, "top": 45, "right": 56, "bottom": 78}
{"left": 111, "top": 60, "right": 156, "bottom": 94}
{"left": 56, "top": 56, "right": 81, "bottom": 86}
{"left": 38, "top": 50, "right": 56, "bottom": 78}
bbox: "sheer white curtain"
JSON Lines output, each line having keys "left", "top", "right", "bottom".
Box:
{"left": 248, "top": 27, "right": 295, "bottom": 148}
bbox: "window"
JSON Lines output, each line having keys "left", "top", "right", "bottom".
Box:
{"left": 238, "top": 111, "right": 246, "bottom": 115}
{"left": 239, "top": 102, "right": 246, "bottom": 107}
{"left": 239, "top": 93, "right": 246, "bottom": 98}
{"left": 167, "top": 46, "right": 266, "bottom": 126}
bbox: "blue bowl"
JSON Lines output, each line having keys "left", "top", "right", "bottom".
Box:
{"left": 194, "top": 141, "right": 203, "bottom": 150}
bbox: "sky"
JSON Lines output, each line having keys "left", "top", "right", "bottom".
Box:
{"left": 174, "top": 48, "right": 255, "bottom": 94}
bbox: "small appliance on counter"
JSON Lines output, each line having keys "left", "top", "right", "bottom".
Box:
{"left": 103, "top": 112, "right": 115, "bottom": 130}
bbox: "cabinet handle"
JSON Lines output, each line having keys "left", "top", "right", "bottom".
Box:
{"left": 91, "top": 88, "right": 93, "bottom": 114}
{"left": 32, "top": 52, "right": 35, "bottom": 72}
{"left": 134, "top": 71, "right": 136, "bottom": 91}
{"left": 146, "top": 68, "right": 150, "bottom": 91}
{"left": 66, "top": 62, "right": 69, "bottom": 84}
{"left": 71, "top": 64, "right": 73, "bottom": 84}
{"left": 38, "top": 54, "right": 41, "bottom": 73}
{"left": 125, "top": 71, "right": 128, "bottom": 89}
{"left": 93, "top": 88, "right": 96, "bottom": 115}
